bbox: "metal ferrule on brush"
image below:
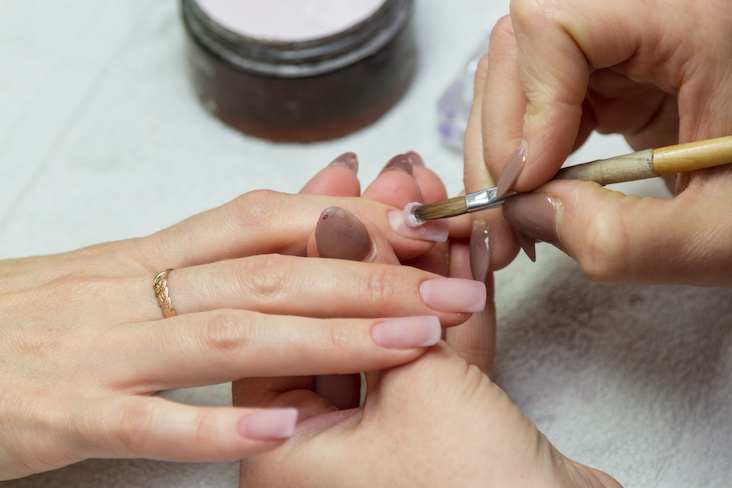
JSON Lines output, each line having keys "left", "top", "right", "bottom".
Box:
{"left": 411, "top": 186, "right": 515, "bottom": 221}
{"left": 465, "top": 187, "right": 511, "bottom": 213}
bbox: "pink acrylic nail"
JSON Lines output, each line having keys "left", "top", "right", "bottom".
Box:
{"left": 402, "top": 202, "right": 425, "bottom": 228}
{"left": 420, "top": 278, "right": 486, "bottom": 313}
{"left": 371, "top": 316, "right": 441, "bottom": 349}
{"left": 237, "top": 409, "right": 298, "bottom": 440}
{"left": 388, "top": 210, "right": 448, "bottom": 242}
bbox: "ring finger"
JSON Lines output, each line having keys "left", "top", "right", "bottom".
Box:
{"left": 141, "top": 256, "right": 484, "bottom": 324}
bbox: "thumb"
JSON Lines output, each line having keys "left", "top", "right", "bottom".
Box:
{"left": 366, "top": 342, "right": 621, "bottom": 488}
{"left": 502, "top": 175, "right": 732, "bottom": 286}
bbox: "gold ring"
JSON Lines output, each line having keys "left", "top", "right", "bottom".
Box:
{"left": 153, "top": 269, "right": 177, "bottom": 318}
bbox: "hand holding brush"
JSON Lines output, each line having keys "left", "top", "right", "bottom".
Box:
{"left": 411, "top": 135, "right": 732, "bottom": 221}
{"left": 414, "top": 135, "right": 732, "bottom": 286}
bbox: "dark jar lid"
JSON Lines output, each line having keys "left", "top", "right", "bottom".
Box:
{"left": 181, "top": 0, "right": 417, "bottom": 142}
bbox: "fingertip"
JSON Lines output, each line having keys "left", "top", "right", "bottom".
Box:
{"left": 237, "top": 408, "right": 298, "bottom": 441}
{"left": 515, "top": 126, "right": 580, "bottom": 192}
{"left": 388, "top": 209, "right": 449, "bottom": 243}
{"left": 384, "top": 151, "right": 449, "bottom": 213}
{"left": 380, "top": 153, "right": 414, "bottom": 175}
{"left": 371, "top": 316, "right": 441, "bottom": 349}
{"left": 412, "top": 165, "right": 448, "bottom": 203}
{"left": 300, "top": 153, "right": 361, "bottom": 196}
{"left": 330, "top": 152, "right": 359, "bottom": 173}
{"left": 420, "top": 278, "right": 487, "bottom": 314}
{"left": 363, "top": 153, "right": 424, "bottom": 206}
{"left": 405, "top": 151, "right": 425, "bottom": 167}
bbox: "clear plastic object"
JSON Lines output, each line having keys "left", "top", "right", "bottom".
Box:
{"left": 437, "top": 34, "right": 491, "bottom": 151}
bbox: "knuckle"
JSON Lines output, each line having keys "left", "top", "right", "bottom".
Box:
{"left": 236, "top": 254, "right": 289, "bottom": 302}
{"left": 188, "top": 410, "right": 221, "bottom": 457}
{"left": 231, "top": 189, "right": 281, "bottom": 227}
{"left": 201, "top": 310, "right": 251, "bottom": 356}
{"left": 1, "top": 396, "right": 74, "bottom": 477}
{"left": 511, "top": 0, "right": 557, "bottom": 28}
{"left": 462, "top": 363, "right": 491, "bottom": 397}
{"left": 361, "top": 265, "right": 400, "bottom": 315}
{"left": 113, "top": 401, "right": 156, "bottom": 456}
{"left": 574, "top": 206, "right": 631, "bottom": 284}
{"left": 322, "top": 321, "right": 352, "bottom": 358}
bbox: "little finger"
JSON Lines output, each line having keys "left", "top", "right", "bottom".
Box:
{"left": 72, "top": 395, "right": 298, "bottom": 463}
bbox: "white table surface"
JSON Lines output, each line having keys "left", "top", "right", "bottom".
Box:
{"left": 1, "top": 1, "right": 730, "bottom": 487}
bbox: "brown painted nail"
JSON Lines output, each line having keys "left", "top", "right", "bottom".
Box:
{"left": 380, "top": 153, "right": 413, "bottom": 175}
{"left": 515, "top": 232, "right": 537, "bottom": 262}
{"left": 502, "top": 192, "right": 561, "bottom": 247}
{"left": 470, "top": 221, "right": 491, "bottom": 282}
{"left": 330, "top": 152, "right": 358, "bottom": 173}
{"left": 316, "top": 207, "right": 373, "bottom": 262}
{"left": 406, "top": 151, "right": 425, "bottom": 167}
{"left": 496, "top": 146, "right": 527, "bottom": 198}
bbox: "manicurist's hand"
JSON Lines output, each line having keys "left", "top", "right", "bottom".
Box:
{"left": 470, "top": 0, "right": 732, "bottom": 286}
{"left": 0, "top": 154, "right": 486, "bottom": 480}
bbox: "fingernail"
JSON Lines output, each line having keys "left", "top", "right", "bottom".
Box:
{"left": 405, "top": 151, "right": 425, "bottom": 167}
{"left": 420, "top": 278, "right": 486, "bottom": 313}
{"left": 371, "top": 316, "right": 441, "bottom": 349}
{"left": 502, "top": 192, "right": 561, "bottom": 246}
{"left": 316, "top": 207, "right": 373, "bottom": 261}
{"left": 496, "top": 145, "right": 527, "bottom": 198}
{"left": 238, "top": 408, "right": 298, "bottom": 440}
{"left": 388, "top": 210, "right": 449, "bottom": 242}
{"left": 470, "top": 221, "right": 491, "bottom": 282}
{"left": 516, "top": 232, "right": 537, "bottom": 262}
{"left": 329, "top": 152, "right": 358, "bottom": 173}
{"left": 402, "top": 202, "right": 425, "bottom": 228}
{"left": 380, "top": 154, "right": 413, "bottom": 175}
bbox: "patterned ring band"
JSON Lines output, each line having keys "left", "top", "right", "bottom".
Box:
{"left": 153, "top": 269, "right": 177, "bottom": 318}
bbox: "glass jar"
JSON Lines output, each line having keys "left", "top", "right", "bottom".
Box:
{"left": 181, "top": 0, "right": 416, "bottom": 142}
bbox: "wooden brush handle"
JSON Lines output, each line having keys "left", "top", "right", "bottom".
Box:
{"left": 555, "top": 135, "right": 732, "bottom": 186}
{"left": 652, "top": 135, "right": 732, "bottom": 174}
{"left": 555, "top": 149, "right": 655, "bottom": 185}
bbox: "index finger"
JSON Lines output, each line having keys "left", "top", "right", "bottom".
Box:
{"left": 134, "top": 191, "right": 446, "bottom": 272}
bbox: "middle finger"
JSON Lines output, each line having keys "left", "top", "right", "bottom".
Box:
{"left": 135, "top": 256, "right": 487, "bottom": 324}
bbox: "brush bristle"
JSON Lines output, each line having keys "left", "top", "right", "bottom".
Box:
{"left": 412, "top": 196, "right": 468, "bottom": 221}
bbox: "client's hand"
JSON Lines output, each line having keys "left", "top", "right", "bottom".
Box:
{"left": 236, "top": 153, "right": 619, "bottom": 487}
{"left": 0, "top": 154, "right": 486, "bottom": 480}
{"left": 238, "top": 342, "right": 622, "bottom": 488}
